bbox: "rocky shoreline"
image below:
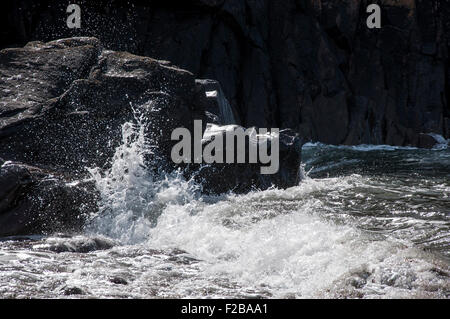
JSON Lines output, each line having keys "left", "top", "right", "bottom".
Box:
{"left": 1, "top": 0, "right": 449, "bottom": 237}
{"left": 0, "top": 37, "right": 302, "bottom": 236}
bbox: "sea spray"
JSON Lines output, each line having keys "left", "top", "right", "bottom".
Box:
{"left": 77, "top": 110, "right": 450, "bottom": 298}
{"left": 86, "top": 102, "right": 200, "bottom": 244}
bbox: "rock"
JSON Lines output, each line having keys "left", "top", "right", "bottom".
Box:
{"left": 205, "top": 111, "right": 221, "bottom": 125}
{"left": 192, "top": 124, "right": 303, "bottom": 194}
{"left": 0, "top": 37, "right": 304, "bottom": 236}
{"left": 0, "top": 37, "right": 204, "bottom": 171}
{"left": 0, "top": 37, "right": 210, "bottom": 236}
{"left": 0, "top": 161, "right": 32, "bottom": 215}
{"left": 444, "top": 118, "right": 450, "bottom": 140}
{"left": 195, "top": 79, "right": 241, "bottom": 125}
{"left": 0, "top": 37, "right": 207, "bottom": 236}
{"left": 35, "top": 235, "right": 117, "bottom": 253}
{"left": 63, "top": 286, "right": 85, "bottom": 296}
{"left": 0, "top": 161, "right": 98, "bottom": 237}
{"left": 418, "top": 133, "right": 438, "bottom": 149}
{"left": 4, "top": 0, "right": 447, "bottom": 147}
{"left": 109, "top": 277, "right": 128, "bottom": 285}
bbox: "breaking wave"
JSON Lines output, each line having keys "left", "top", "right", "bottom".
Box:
{"left": 72, "top": 116, "right": 450, "bottom": 298}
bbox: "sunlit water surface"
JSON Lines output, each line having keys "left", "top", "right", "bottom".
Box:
{"left": 0, "top": 121, "right": 448, "bottom": 299}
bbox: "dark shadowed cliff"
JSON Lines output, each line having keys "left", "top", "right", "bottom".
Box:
{"left": 2, "top": 0, "right": 450, "bottom": 147}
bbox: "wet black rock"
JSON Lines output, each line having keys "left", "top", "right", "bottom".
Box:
{"left": 36, "top": 235, "right": 117, "bottom": 253}
{"left": 0, "top": 37, "right": 304, "bottom": 236}
{"left": 182, "top": 81, "right": 304, "bottom": 194}
{"left": 63, "top": 286, "right": 85, "bottom": 296}
{"left": 418, "top": 133, "right": 439, "bottom": 149}
{"left": 0, "top": 37, "right": 204, "bottom": 171}
{"left": 194, "top": 125, "right": 303, "bottom": 194}
{"left": 195, "top": 79, "right": 241, "bottom": 125}
{"left": 109, "top": 277, "right": 128, "bottom": 285}
{"left": 0, "top": 37, "right": 207, "bottom": 236}
{"left": 0, "top": 161, "right": 98, "bottom": 237}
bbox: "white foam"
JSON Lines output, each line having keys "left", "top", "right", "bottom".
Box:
{"left": 428, "top": 133, "right": 449, "bottom": 150}
{"left": 85, "top": 112, "right": 449, "bottom": 298}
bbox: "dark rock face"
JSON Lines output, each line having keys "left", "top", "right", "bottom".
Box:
{"left": 0, "top": 37, "right": 204, "bottom": 171}
{"left": 418, "top": 133, "right": 440, "bottom": 149}
{"left": 0, "top": 37, "right": 208, "bottom": 236}
{"left": 3, "top": 0, "right": 449, "bottom": 147}
{"left": 196, "top": 125, "right": 303, "bottom": 194}
{"left": 188, "top": 83, "right": 303, "bottom": 194}
{"left": 0, "top": 161, "right": 98, "bottom": 236}
{"left": 195, "top": 79, "right": 241, "bottom": 125}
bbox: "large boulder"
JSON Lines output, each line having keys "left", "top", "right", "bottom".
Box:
{"left": 188, "top": 83, "right": 304, "bottom": 194}
{"left": 0, "top": 37, "right": 304, "bottom": 236}
{"left": 0, "top": 160, "right": 98, "bottom": 236}
{"left": 0, "top": 37, "right": 209, "bottom": 236}
{"left": 0, "top": 37, "right": 205, "bottom": 171}
{"left": 192, "top": 125, "right": 303, "bottom": 194}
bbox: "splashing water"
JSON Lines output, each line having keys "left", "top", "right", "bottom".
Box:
{"left": 0, "top": 107, "right": 448, "bottom": 298}
{"left": 86, "top": 105, "right": 199, "bottom": 243}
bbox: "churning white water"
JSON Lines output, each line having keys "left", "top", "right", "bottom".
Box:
{"left": 0, "top": 114, "right": 448, "bottom": 298}
{"left": 79, "top": 117, "right": 449, "bottom": 298}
